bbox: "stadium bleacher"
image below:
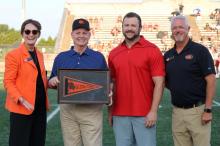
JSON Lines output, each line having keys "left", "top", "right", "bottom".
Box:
{"left": 2, "top": 0, "right": 220, "bottom": 72}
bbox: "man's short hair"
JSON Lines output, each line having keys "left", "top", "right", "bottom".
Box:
{"left": 123, "top": 12, "right": 142, "bottom": 28}
{"left": 171, "top": 15, "right": 189, "bottom": 29}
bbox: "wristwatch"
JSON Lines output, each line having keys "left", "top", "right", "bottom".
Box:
{"left": 204, "top": 108, "right": 212, "bottom": 113}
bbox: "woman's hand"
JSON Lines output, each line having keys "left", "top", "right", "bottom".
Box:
{"left": 18, "top": 97, "right": 34, "bottom": 111}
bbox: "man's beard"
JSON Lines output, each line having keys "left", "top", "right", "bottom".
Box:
{"left": 123, "top": 31, "right": 140, "bottom": 41}
{"left": 173, "top": 34, "right": 185, "bottom": 42}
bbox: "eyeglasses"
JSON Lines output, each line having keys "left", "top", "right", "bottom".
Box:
{"left": 24, "top": 29, "right": 39, "bottom": 35}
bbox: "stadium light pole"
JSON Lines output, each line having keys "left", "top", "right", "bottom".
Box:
{"left": 215, "top": 9, "right": 220, "bottom": 47}
{"left": 215, "top": 9, "right": 220, "bottom": 49}
{"left": 216, "top": 25, "right": 220, "bottom": 51}
{"left": 216, "top": 25, "right": 220, "bottom": 41}
{"left": 21, "top": 0, "right": 26, "bottom": 22}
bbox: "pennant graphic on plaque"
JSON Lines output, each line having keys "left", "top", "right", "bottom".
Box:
{"left": 63, "top": 76, "right": 103, "bottom": 97}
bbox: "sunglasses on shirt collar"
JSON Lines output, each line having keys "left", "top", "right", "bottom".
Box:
{"left": 24, "top": 29, "right": 39, "bottom": 35}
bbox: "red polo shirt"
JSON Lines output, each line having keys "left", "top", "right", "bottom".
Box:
{"left": 108, "top": 36, "right": 165, "bottom": 116}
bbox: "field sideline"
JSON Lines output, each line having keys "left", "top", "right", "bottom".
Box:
{"left": 0, "top": 74, "right": 220, "bottom": 146}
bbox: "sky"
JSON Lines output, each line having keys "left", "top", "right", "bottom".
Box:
{"left": 0, "top": 0, "right": 65, "bottom": 38}
{"left": 0, "top": 0, "right": 142, "bottom": 38}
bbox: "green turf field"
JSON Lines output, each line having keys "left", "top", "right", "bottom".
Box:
{"left": 0, "top": 73, "right": 220, "bottom": 146}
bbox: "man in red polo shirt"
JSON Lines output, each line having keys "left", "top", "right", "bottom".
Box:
{"left": 108, "top": 12, "right": 165, "bottom": 146}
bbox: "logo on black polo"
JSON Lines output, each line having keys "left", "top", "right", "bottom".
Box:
{"left": 185, "top": 54, "right": 193, "bottom": 60}
{"left": 166, "top": 56, "right": 174, "bottom": 62}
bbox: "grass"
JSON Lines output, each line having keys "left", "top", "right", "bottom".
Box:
{"left": 0, "top": 75, "right": 220, "bottom": 146}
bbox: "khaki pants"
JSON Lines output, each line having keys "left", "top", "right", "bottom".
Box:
{"left": 172, "top": 105, "right": 211, "bottom": 146}
{"left": 60, "top": 104, "right": 103, "bottom": 146}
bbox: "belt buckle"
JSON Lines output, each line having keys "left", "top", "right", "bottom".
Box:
{"left": 181, "top": 105, "right": 192, "bottom": 109}
{"left": 185, "top": 105, "right": 193, "bottom": 109}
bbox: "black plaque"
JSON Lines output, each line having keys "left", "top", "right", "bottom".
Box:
{"left": 58, "top": 69, "right": 109, "bottom": 104}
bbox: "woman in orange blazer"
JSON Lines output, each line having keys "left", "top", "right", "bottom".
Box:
{"left": 4, "top": 19, "right": 49, "bottom": 146}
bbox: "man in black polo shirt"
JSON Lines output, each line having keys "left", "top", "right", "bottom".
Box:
{"left": 164, "top": 15, "right": 216, "bottom": 146}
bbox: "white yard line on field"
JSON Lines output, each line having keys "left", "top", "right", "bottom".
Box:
{"left": 213, "top": 100, "right": 220, "bottom": 106}
{"left": 50, "top": 104, "right": 59, "bottom": 107}
{"left": 47, "top": 106, "right": 60, "bottom": 123}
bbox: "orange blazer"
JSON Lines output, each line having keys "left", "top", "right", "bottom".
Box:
{"left": 4, "top": 43, "right": 49, "bottom": 115}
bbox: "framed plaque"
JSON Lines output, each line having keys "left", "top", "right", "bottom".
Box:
{"left": 58, "top": 69, "right": 110, "bottom": 104}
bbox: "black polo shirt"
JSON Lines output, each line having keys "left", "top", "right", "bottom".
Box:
{"left": 164, "top": 39, "right": 215, "bottom": 107}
